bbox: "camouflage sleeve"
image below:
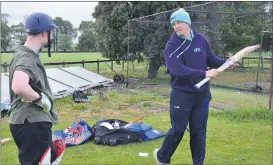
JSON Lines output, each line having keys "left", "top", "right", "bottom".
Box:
{"left": 14, "top": 56, "right": 37, "bottom": 83}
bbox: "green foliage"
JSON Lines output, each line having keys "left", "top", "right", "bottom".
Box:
{"left": 53, "top": 17, "right": 77, "bottom": 39}
{"left": 57, "top": 34, "right": 73, "bottom": 51}
{"left": 10, "top": 23, "right": 27, "bottom": 46}
{"left": 1, "top": 20, "right": 11, "bottom": 51}
{"left": 92, "top": 2, "right": 205, "bottom": 78}
{"left": 78, "top": 21, "right": 97, "bottom": 52}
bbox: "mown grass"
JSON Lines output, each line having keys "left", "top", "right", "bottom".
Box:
{"left": 1, "top": 52, "right": 272, "bottom": 164}
{"left": 1, "top": 52, "right": 106, "bottom": 63}
{"left": 1, "top": 52, "right": 147, "bottom": 73}
{"left": 1, "top": 86, "right": 272, "bottom": 165}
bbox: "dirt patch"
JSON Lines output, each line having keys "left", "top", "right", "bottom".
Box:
{"left": 210, "top": 101, "right": 236, "bottom": 110}
{"left": 242, "top": 81, "right": 270, "bottom": 90}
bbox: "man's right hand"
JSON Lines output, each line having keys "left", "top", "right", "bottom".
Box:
{"left": 206, "top": 69, "right": 220, "bottom": 78}
{"left": 40, "top": 93, "right": 52, "bottom": 112}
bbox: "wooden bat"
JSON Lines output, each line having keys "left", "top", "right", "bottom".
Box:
{"left": 123, "top": 116, "right": 144, "bottom": 128}
{"left": 1, "top": 138, "right": 11, "bottom": 145}
{"left": 195, "top": 44, "right": 261, "bottom": 89}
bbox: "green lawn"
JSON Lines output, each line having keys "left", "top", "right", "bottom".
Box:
{"left": 1, "top": 52, "right": 147, "bottom": 72}
{"left": 1, "top": 52, "right": 271, "bottom": 164}
{"left": 1, "top": 52, "right": 106, "bottom": 63}
{"left": 1, "top": 86, "right": 271, "bottom": 165}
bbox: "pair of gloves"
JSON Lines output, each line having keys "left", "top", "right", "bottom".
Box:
{"left": 21, "top": 93, "right": 52, "bottom": 112}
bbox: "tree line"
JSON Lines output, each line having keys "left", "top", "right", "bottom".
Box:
{"left": 1, "top": 14, "right": 97, "bottom": 52}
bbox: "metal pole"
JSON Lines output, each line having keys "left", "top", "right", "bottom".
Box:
{"left": 259, "top": 31, "right": 273, "bottom": 109}
{"left": 0, "top": 2, "right": 2, "bottom": 106}
{"left": 255, "top": 32, "right": 263, "bottom": 88}
{"left": 269, "top": 2, "right": 273, "bottom": 110}
{"left": 0, "top": 2, "right": 3, "bottom": 163}
{"left": 126, "top": 20, "right": 130, "bottom": 87}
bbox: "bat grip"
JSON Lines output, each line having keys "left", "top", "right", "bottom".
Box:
{"left": 195, "top": 77, "right": 211, "bottom": 89}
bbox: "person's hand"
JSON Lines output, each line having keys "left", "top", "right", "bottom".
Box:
{"left": 40, "top": 93, "right": 52, "bottom": 112}
{"left": 206, "top": 69, "right": 220, "bottom": 78}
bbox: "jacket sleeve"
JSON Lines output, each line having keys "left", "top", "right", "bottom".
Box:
{"left": 205, "top": 39, "right": 226, "bottom": 68}
{"left": 165, "top": 42, "right": 206, "bottom": 79}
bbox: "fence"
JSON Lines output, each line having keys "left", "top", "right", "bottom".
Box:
{"left": 0, "top": 59, "right": 132, "bottom": 74}
{"left": 240, "top": 57, "right": 272, "bottom": 71}
{"left": 1, "top": 57, "right": 271, "bottom": 73}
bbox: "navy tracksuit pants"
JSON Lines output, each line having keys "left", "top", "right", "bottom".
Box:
{"left": 157, "top": 88, "right": 211, "bottom": 165}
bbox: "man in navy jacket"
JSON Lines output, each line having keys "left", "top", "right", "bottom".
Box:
{"left": 153, "top": 8, "right": 233, "bottom": 165}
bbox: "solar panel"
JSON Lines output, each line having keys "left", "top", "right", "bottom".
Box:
{"left": 46, "top": 68, "right": 93, "bottom": 91}
{"left": 59, "top": 67, "right": 113, "bottom": 85}
{"left": 47, "top": 78, "right": 74, "bottom": 99}
{"left": 1, "top": 67, "right": 114, "bottom": 106}
{"left": 1, "top": 73, "right": 10, "bottom": 104}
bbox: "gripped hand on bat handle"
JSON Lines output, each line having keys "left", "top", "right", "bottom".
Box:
{"left": 206, "top": 69, "right": 220, "bottom": 78}
{"left": 195, "top": 44, "right": 261, "bottom": 89}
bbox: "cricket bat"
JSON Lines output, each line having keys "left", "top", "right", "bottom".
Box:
{"left": 1, "top": 138, "right": 11, "bottom": 145}
{"left": 195, "top": 44, "right": 261, "bottom": 89}
{"left": 123, "top": 116, "right": 144, "bottom": 128}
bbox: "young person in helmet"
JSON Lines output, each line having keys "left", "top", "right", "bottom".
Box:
{"left": 153, "top": 8, "right": 235, "bottom": 165}
{"left": 8, "top": 12, "right": 65, "bottom": 165}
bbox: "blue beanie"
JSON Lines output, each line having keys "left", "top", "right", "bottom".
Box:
{"left": 170, "top": 8, "right": 191, "bottom": 26}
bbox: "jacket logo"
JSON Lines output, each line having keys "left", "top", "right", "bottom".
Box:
{"left": 194, "top": 48, "right": 201, "bottom": 53}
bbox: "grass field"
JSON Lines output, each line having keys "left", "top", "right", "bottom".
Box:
{"left": 1, "top": 86, "right": 271, "bottom": 165}
{"left": 1, "top": 52, "right": 106, "bottom": 63}
{"left": 1, "top": 52, "right": 272, "bottom": 164}
{"left": 1, "top": 52, "right": 147, "bottom": 72}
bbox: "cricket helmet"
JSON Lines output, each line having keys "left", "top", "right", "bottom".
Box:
{"left": 24, "top": 12, "right": 57, "bottom": 34}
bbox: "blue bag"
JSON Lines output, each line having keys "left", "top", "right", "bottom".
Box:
{"left": 53, "top": 120, "right": 93, "bottom": 146}
{"left": 127, "top": 123, "right": 166, "bottom": 141}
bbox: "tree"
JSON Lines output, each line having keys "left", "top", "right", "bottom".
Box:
{"left": 10, "top": 23, "right": 27, "bottom": 45}
{"left": 92, "top": 1, "right": 205, "bottom": 78}
{"left": 53, "top": 17, "right": 77, "bottom": 39}
{"left": 78, "top": 21, "right": 97, "bottom": 52}
{"left": 219, "top": 2, "right": 269, "bottom": 54}
{"left": 1, "top": 20, "right": 11, "bottom": 51}
{"left": 78, "top": 32, "right": 96, "bottom": 52}
{"left": 2, "top": 13, "right": 9, "bottom": 24}
{"left": 58, "top": 34, "right": 73, "bottom": 51}
{"left": 53, "top": 17, "right": 77, "bottom": 51}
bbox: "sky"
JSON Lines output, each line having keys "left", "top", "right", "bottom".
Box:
{"left": 1, "top": 2, "right": 98, "bottom": 28}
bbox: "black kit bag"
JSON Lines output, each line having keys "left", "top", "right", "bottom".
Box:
{"left": 72, "top": 90, "right": 90, "bottom": 103}
{"left": 92, "top": 119, "right": 142, "bottom": 146}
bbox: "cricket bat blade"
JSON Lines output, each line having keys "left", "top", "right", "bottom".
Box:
{"left": 195, "top": 44, "right": 261, "bottom": 89}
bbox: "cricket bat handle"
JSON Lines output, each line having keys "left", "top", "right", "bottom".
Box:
{"left": 123, "top": 116, "right": 144, "bottom": 128}
{"left": 1, "top": 138, "right": 11, "bottom": 145}
{"left": 195, "top": 78, "right": 211, "bottom": 89}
